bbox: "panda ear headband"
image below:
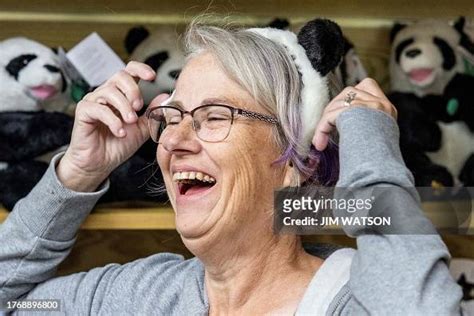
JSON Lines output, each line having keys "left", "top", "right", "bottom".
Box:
{"left": 248, "top": 19, "right": 344, "bottom": 154}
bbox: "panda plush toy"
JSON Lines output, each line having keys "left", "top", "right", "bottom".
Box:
{"left": 388, "top": 18, "right": 474, "bottom": 187}
{"left": 0, "top": 37, "right": 69, "bottom": 112}
{"left": 0, "top": 37, "right": 74, "bottom": 210}
{"left": 332, "top": 36, "right": 368, "bottom": 88}
{"left": 0, "top": 37, "right": 167, "bottom": 211}
{"left": 123, "top": 25, "right": 186, "bottom": 163}
{"left": 125, "top": 25, "right": 184, "bottom": 105}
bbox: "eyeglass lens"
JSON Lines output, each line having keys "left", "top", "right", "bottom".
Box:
{"left": 148, "top": 105, "right": 233, "bottom": 143}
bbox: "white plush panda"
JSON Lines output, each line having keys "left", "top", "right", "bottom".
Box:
{"left": 332, "top": 37, "right": 367, "bottom": 88}
{"left": 389, "top": 19, "right": 466, "bottom": 97}
{"left": 0, "top": 37, "right": 68, "bottom": 112}
{"left": 389, "top": 18, "right": 474, "bottom": 186}
{"left": 125, "top": 26, "right": 184, "bottom": 105}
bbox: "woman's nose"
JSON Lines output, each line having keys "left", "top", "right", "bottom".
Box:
{"left": 160, "top": 116, "right": 201, "bottom": 154}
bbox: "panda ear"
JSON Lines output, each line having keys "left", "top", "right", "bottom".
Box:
{"left": 51, "top": 47, "right": 59, "bottom": 54}
{"left": 125, "top": 26, "right": 150, "bottom": 54}
{"left": 390, "top": 23, "right": 407, "bottom": 43}
{"left": 267, "top": 18, "right": 290, "bottom": 30}
{"left": 343, "top": 36, "right": 354, "bottom": 55}
{"left": 297, "top": 18, "right": 344, "bottom": 76}
{"left": 453, "top": 16, "right": 466, "bottom": 34}
{"left": 453, "top": 16, "right": 474, "bottom": 54}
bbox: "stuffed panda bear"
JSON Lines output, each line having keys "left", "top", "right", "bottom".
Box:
{"left": 0, "top": 37, "right": 167, "bottom": 211}
{"left": 388, "top": 18, "right": 474, "bottom": 187}
{"left": 332, "top": 36, "right": 368, "bottom": 88}
{"left": 125, "top": 26, "right": 185, "bottom": 105}
{"left": 0, "top": 37, "right": 68, "bottom": 112}
{"left": 123, "top": 26, "right": 186, "bottom": 163}
{"left": 0, "top": 37, "right": 74, "bottom": 210}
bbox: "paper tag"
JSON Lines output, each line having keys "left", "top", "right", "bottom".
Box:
{"left": 57, "top": 47, "right": 84, "bottom": 84}
{"left": 66, "top": 32, "right": 125, "bottom": 87}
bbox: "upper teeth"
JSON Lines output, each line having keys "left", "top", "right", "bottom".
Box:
{"left": 173, "top": 171, "right": 216, "bottom": 183}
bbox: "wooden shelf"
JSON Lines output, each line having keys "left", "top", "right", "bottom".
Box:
{"left": 0, "top": 204, "right": 175, "bottom": 230}
{"left": 1, "top": 0, "right": 473, "bottom": 19}
{"left": 1, "top": 202, "right": 472, "bottom": 232}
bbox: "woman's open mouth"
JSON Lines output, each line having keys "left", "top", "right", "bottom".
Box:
{"left": 173, "top": 171, "right": 216, "bottom": 196}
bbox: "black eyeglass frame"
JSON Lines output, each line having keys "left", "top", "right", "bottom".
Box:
{"left": 145, "top": 104, "right": 279, "bottom": 143}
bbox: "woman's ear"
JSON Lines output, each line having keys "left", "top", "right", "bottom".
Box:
{"left": 283, "top": 161, "right": 300, "bottom": 188}
{"left": 283, "top": 161, "right": 298, "bottom": 187}
{"left": 282, "top": 158, "right": 318, "bottom": 187}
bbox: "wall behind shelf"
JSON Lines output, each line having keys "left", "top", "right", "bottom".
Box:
{"left": 2, "top": 0, "right": 473, "bottom": 19}
{"left": 2, "top": 1, "right": 471, "bottom": 92}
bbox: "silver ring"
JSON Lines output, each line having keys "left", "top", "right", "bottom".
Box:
{"left": 343, "top": 91, "right": 357, "bottom": 107}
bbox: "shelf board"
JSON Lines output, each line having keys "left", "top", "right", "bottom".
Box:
{"left": 1, "top": 201, "right": 473, "bottom": 232}
{"left": 1, "top": 0, "right": 473, "bottom": 20}
{"left": 0, "top": 204, "right": 175, "bottom": 230}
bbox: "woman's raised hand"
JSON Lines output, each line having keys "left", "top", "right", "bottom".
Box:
{"left": 56, "top": 61, "right": 169, "bottom": 192}
{"left": 312, "top": 78, "right": 398, "bottom": 151}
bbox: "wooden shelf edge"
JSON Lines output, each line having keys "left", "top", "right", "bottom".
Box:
{"left": 0, "top": 11, "right": 396, "bottom": 28}
{"left": 1, "top": 203, "right": 473, "bottom": 232}
{"left": 0, "top": 206, "right": 175, "bottom": 230}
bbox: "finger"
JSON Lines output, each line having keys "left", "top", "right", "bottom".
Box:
{"left": 148, "top": 93, "right": 171, "bottom": 108}
{"left": 354, "top": 78, "right": 387, "bottom": 100}
{"left": 124, "top": 61, "right": 156, "bottom": 82}
{"left": 312, "top": 108, "right": 343, "bottom": 151}
{"left": 78, "top": 101, "right": 125, "bottom": 137}
{"left": 92, "top": 86, "right": 138, "bottom": 124}
{"left": 350, "top": 101, "right": 398, "bottom": 119}
{"left": 325, "top": 87, "right": 382, "bottom": 113}
{"left": 108, "top": 70, "right": 144, "bottom": 111}
{"left": 136, "top": 115, "right": 152, "bottom": 142}
{"left": 313, "top": 98, "right": 386, "bottom": 151}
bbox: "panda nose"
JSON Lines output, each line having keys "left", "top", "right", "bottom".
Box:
{"left": 168, "top": 70, "right": 181, "bottom": 79}
{"left": 405, "top": 49, "right": 422, "bottom": 58}
{"left": 44, "top": 64, "right": 60, "bottom": 73}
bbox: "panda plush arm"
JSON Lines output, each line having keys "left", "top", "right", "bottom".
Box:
{"left": 0, "top": 111, "right": 73, "bottom": 162}
{"left": 389, "top": 92, "right": 443, "bottom": 151}
{"left": 443, "top": 73, "right": 474, "bottom": 131}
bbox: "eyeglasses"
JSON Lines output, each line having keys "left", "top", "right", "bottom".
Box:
{"left": 145, "top": 104, "right": 279, "bottom": 143}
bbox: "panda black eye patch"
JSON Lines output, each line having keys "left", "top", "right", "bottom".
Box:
{"left": 395, "top": 38, "right": 414, "bottom": 64}
{"left": 6, "top": 54, "right": 38, "bottom": 80}
{"left": 433, "top": 37, "right": 456, "bottom": 70}
{"left": 144, "top": 51, "right": 169, "bottom": 71}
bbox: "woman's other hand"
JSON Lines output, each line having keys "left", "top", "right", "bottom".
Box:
{"left": 312, "top": 78, "right": 397, "bottom": 151}
{"left": 56, "top": 61, "right": 168, "bottom": 192}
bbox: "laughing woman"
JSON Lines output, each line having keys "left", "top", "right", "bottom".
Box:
{"left": 0, "top": 19, "right": 463, "bottom": 315}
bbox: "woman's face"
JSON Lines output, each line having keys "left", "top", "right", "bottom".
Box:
{"left": 157, "top": 52, "right": 287, "bottom": 242}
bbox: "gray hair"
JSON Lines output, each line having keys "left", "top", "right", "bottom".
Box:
{"left": 183, "top": 21, "right": 340, "bottom": 186}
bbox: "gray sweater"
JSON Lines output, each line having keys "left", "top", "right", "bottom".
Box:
{"left": 0, "top": 107, "right": 463, "bottom": 315}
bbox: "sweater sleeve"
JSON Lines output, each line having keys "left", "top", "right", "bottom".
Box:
{"left": 333, "top": 107, "right": 463, "bottom": 315}
{"left": 0, "top": 153, "right": 109, "bottom": 312}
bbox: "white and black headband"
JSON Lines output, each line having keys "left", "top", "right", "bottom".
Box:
{"left": 249, "top": 19, "right": 344, "bottom": 153}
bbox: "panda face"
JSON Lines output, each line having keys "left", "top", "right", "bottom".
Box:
{"left": 138, "top": 50, "right": 182, "bottom": 104}
{"left": 0, "top": 37, "right": 67, "bottom": 111}
{"left": 390, "top": 20, "right": 463, "bottom": 96}
{"left": 395, "top": 36, "right": 455, "bottom": 87}
{"left": 338, "top": 47, "right": 367, "bottom": 86}
{"left": 127, "top": 27, "right": 185, "bottom": 105}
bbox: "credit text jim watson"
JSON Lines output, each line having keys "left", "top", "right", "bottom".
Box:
{"left": 281, "top": 196, "right": 392, "bottom": 227}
